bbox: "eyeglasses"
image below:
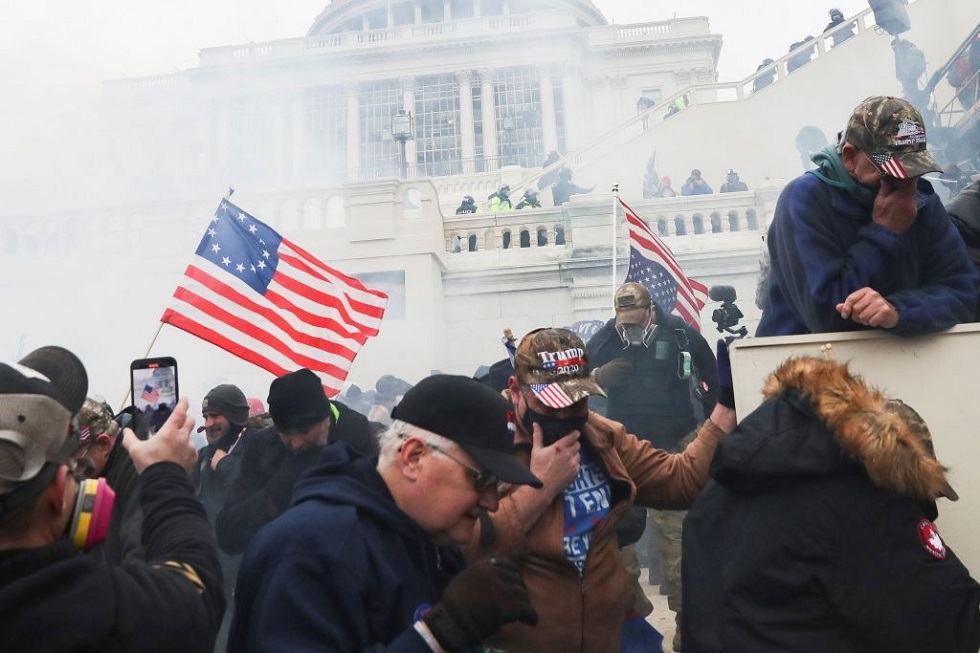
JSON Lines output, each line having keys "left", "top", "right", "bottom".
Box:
{"left": 426, "top": 442, "right": 498, "bottom": 493}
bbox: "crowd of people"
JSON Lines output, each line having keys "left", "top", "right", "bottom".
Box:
{"left": 3, "top": 92, "right": 980, "bottom": 653}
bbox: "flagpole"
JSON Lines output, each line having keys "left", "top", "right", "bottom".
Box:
{"left": 118, "top": 322, "right": 165, "bottom": 413}
{"left": 611, "top": 184, "right": 619, "bottom": 295}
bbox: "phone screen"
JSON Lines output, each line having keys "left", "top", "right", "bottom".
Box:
{"left": 131, "top": 357, "right": 179, "bottom": 437}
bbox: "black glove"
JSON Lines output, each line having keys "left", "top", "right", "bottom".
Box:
{"left": 716, "top": 339, "right": 735, "bottom": 409}
{"left": 423, "top": 557, "right": 538, "bottom": 652}
{"left": 265, "top": 449, "right": 319, "bottom": 511}
{"left": 593, "top": 358, "right": 633, "bottom": 389}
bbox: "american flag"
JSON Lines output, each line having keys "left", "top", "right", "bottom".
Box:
{"left": 529, "top": 383, "right": 574, "bottom": 409}
{"left": 161, "top": 199, "right": 388, "bottom": 396}
{"left": 621, "top": 199, "right": 708, "bottom": 330}
{"left": 140, "top": 384, "right": 160, "bottom": 404}
{"left": 869, "top": 153, "right": 909, "bottom": 179}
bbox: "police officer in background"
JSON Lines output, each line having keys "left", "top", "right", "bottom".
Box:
{"left": 587, "top": 282, "right": 718, "bottom": 652}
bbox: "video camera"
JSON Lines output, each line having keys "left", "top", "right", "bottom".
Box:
{"left": 709, "top": 285, "right": 749, "bottom": 341}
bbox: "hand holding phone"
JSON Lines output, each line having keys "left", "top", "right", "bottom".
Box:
{"left": 130, "top": 356, "right": 179, "bottom": 437}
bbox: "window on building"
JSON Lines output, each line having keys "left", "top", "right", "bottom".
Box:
{"left": 392, "top": 3, "right": 414, "bottom": 26}
{"left": 520, "top": 229, "right": 531, "bottom": 248}
{"left": 657, "top": 218, "right": 668, "bottom": 237}
{"left": 728, "top": 210, "right": 740, "bottom": 232}
{"left": 303, "top": 198, "right": 323, "bottom": 229}
{"left": 502, "top": 230, "right": 512, "bottom": 249}
{"left": 747, "top": 208, "right": 759, "bottom": 230}
{"left": 482, "top": 0, "right": 504, "bottom": 16}
{"left": 555, "top": 225, "right": 566, "bottom": 245}
{"left": 674, "top": 216, "right": 686, "bottom": 236}
{"left": 420, "top": 0, "right": 443, "bottom": 23}
{"left": 450, "top": 0, "right": 474, "bottom": 19}
{"left": 710, "top": 212, "right": 722, "bottom": 233}
{"left": 495, "top": 67, "right": 545, "bottom": 168}
{"left": 536, "top": 227, "right": 547, "bottom": 246}
{"left": 468, "top": 234, "right": 478, "bottom": 251}
{"left": 306, "top": 86, "right": 347, "bottom": 181}
{"left": 359, "top": 80, "right": 402, "bottom": 177}
{"left": 693, "top": 214, "right": 704, "bottom": 235}
{"left": 640, "top": 87, "right": 663, "bottom": 105}
{"left": 415, "top": 74, "right": 462, "bottom": 177}
{"left": 326, "top": 196, "right": 346, "bottom": 228}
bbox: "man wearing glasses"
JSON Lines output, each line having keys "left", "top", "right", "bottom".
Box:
{"left": 757, "top": 95, "right": 977, "bottom": 337}
{"left": 229, "top": 374, "right": 542, "bottom": 653}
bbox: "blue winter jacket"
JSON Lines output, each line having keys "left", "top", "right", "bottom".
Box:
{"left": 757, "top": 173, "right": 977, "bottom": 337}
{"left": 228, "top": 441, "right": 467, "bottom": 652}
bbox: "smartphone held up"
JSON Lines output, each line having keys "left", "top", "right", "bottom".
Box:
{"left": 130, "top": 357, "right": 179, "bottom": 437}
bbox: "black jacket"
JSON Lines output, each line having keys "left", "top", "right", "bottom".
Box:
{"left": 587, "top": 314, "right": 717, "bottom": 450}
{"left": 229, "top": 441, "right": 466, "bottom": 652}
{"left": 0, "top": 463, "right": 225, "bottom": 653}
{"left": 947, "top": 179, "right": 980, "bottom": 320}
{"left": 90, "top": 435, "right": 144, "bottom": 564}
{"left": 682, "top": 357, "right": 980, "bottom": 652}
{"left": 215, "top": 401, "right": 377, "bottom": 554}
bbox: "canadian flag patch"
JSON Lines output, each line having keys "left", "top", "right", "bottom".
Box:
{"left": 917, "top": 519, "right": 947, "bottom": 560}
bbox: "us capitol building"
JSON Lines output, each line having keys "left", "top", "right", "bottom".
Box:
{"left": 3, "top": 0, "right": 978, "bottom": 392}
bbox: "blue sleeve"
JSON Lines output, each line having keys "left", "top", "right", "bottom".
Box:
{"left": 884, "top": 197, "right": 978, "bottom": 336}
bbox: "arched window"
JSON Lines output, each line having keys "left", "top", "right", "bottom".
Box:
{"left": 468, "top": 234, "right": 478, "bottom": 252}
{"left": 728, "top": 210, "right": 740, "bottom": 232}
{"left": 746, "top": 208, "right": 759, "bottom": 230}
{"left": 302, "top": 197, "right": 323, "bottom": 229}
{"left": 710, "top": 212, "right": 722, "bottom": 234}
{"left": 450, "top": 234, "right": 462, "bottom": 253}
{"left": 554, "top": 225, "right": 566, "bottom": 245}
{"left": 502, "top": 230, "right": 512, "bottom": 249}
{"left": 692, "top": 214, "right": 705, "bottom": 235}
{"left": 537, "top": 227, "right": 548, "bottom": 246}
{"left": 326, "top": 196, "right": 345, "bottom": 228}
{"left": 657, "top": 218, "right": 668, "bottom": 237}
{"left": 520, "top": 229, "right": 531, "bottom": 248}
{"left": 674, "top": 216, "right": 687, "bottom": 236}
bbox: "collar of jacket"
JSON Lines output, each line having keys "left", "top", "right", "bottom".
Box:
{"left": 762, "top": 357, "right": 949, "bottom": 501}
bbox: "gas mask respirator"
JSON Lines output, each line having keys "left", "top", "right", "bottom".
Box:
{"left": 66, "top": 460, "right": 117, "bottom": 551}
{"left": 616, "top": 321, "right": 657, "bottom": 349}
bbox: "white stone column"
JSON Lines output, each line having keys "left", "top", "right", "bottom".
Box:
{"left": 479, "top": 69, "right": 498, "bottom": 171}
{"left": 561, "top": 64, "right": 583, "bottom": 151}
{"left": 346, "top": 82, "right": 360, "bottom": 180}
{"left": 401, "top": 76, "right": 417, "bottom": 171}
{"left": 290, "top": 94, "right": 306, "bottom": 182}
{"left": 538, "top": 67, "right": 557, "bottom": 154}
{"left": 443, "top": 0, "right": 451, "bottom": 21}
{"left": 457, "top": 70, "right": 476, "bottom": 168}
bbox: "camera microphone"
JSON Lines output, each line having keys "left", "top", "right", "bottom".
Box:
{"left": 708, "top": 285, "right": 737, "bottom": 303}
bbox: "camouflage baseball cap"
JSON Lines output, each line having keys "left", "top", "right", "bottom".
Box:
{"left": 77, "top": 398, "right": 119, "bottom": 446}
{"left": 843, "top": 95, "right": 942, "bottom": 179}
{"left": 884, "top": 399, "right": 958, "bottom": 501}
{"left": 514, "top": 328, "right": 605, "bottom": 409}
{"left": 614, "top": 282, "right": 652, "bottom": 326}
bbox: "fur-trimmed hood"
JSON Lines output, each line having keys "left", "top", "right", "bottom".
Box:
{"left": 711, "top": 356, "right": 953, "bottom": 502}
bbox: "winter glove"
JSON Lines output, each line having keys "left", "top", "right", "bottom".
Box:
{"left": 592, "top": 358, "right": 633, "bottom": 389}
{"left": 716, "top": 339, "right": 735, "bottom": 410}
{"left": 423, "top": 557, "right": 538, "bottom": 652}
{"left": 265, "top": 449, "right": 319, "bottom": 512}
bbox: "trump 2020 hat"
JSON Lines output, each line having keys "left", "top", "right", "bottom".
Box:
{"left": 514, "top": 328, "right": 606, "bottom": 409}
{"left": 843, "top": 95, "right": 942, "bottom": 179}
{"left": 391, "top": 375, "right": 542, "bottom": 488}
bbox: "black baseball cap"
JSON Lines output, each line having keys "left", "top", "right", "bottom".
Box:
{"left": 392, "top": 375, "right": 542, "bottom": 488}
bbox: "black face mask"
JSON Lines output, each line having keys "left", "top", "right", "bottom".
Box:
{"left": 521, "top": 407, "right": 587, "bottom": 446}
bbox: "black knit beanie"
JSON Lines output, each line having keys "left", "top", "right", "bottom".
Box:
{"left": 202, "top": 384, "right": 249, "bottom": 426}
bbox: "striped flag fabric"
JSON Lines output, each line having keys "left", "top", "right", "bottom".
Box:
{"left": 140, "top": 384, "right": 160, "bottom": 404}
{"left": 161, "top": 198, "right": 387, "bottom": 395}
{"left": 621, "top": 199, "right": 708, "bottom": 330}
{"left": 529, "top": 383, "right": 574, "bottom": 410}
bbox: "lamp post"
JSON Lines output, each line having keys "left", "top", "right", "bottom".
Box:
{"left": 391, "top": 107, "right": 414, "bottom": 179}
